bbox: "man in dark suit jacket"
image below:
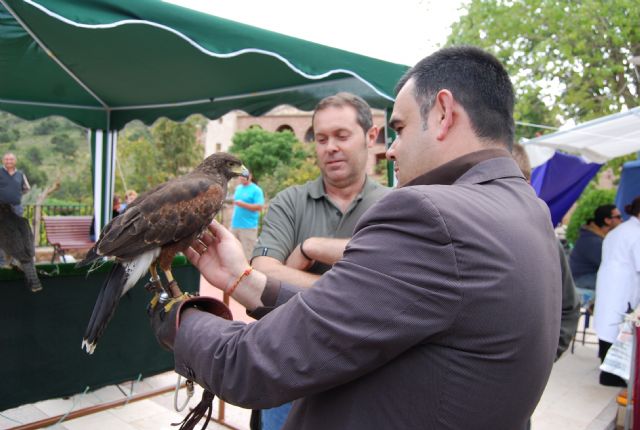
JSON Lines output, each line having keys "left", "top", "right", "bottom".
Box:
{"left": 151, "top": 46, "right": 562, "bottom": 430}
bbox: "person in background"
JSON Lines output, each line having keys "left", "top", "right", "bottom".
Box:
{"left": 0, "top": 152, "right": 30, "bottom": 216}
{"left": 512, "top": 143, "right": 580, "bottom": 362}
{"left": 119, "top": 189, "right": 138, "bottom": 214}
{"left": 249, "top": 92, "right": 388, "bottom": 429}
{"left": 112, "top": 195, "right": 121, "bottom": 219}
{"left": 231, "top": 172, "right": 264, "bottom": 259}
{"left": 570, "top": 204, "right": 622, "bottom": 305}
{"left": 594, "top": 196, "right": 640, "bottom": 387}
{"left": 0, "top": 152, "right": 31, "bottom": 266}
{"left": 251, "top": 92, "right": 388, "bottom": 288}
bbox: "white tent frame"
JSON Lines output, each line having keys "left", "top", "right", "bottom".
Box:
{"left": 525, "top": 107, "right": 640, "bottom": 164}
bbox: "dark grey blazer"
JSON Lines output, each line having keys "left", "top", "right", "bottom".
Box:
{"left": 174, "top": 155, "right": 562, "bottom": 430}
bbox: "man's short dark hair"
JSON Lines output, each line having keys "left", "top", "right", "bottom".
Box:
{"left": 594, "top": 204, "right": 617, "bottom": 227}
{"left": 312, "top": 92, "right": 373, "bottom": 135}
{"left": 395, "top": 46, "right": 515, "bottom": 149}
{"left": 624, "top": 196, "right": 640, "bottom": 217}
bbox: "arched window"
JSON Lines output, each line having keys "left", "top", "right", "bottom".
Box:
{"left": 304, "top": 126, "right": 314, "bottom": 142}
{"left": 276, "top": 124, "right": 294, "bottom": 133}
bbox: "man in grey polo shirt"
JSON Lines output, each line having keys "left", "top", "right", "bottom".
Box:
{"left": 249, "top": 92, "right": 388, "bottom": 430}
{"left": 251, "top": 92, "right": 388, "bottom": 289}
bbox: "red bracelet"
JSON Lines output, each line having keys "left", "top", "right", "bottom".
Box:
{"left": 226, "top": 267, "right": 253, "bottom": 296}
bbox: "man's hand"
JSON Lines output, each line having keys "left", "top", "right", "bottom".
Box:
{"left": 256, "top": 237, "right": 349, "bottom": 288}
{"left": 148, "top": 292, "right": 232, "bottom": 351}
{"left": 185, "top": 220, "right": 268, "bottom": 311}
{"left": 186, "top": 220, "right": 249, "bottom": 291}
{"left": 292, "top": 237, "right": 350, "bottom": 267}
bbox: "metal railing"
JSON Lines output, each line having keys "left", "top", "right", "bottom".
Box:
{"left": 23, "top": 201, "right": 244, "bottom": 247}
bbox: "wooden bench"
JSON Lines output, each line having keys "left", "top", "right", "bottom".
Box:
{"left": 43, "top": 216, "right": 96, "bottom": 263}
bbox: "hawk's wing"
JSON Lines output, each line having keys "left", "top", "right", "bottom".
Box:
{"left": 0, "top": 212, "right": 34, "bottom": 262}
{"left": 96, "top": 174, "right": 226, "bottom": 261}
{"left": 15, "top": 217, "right": 35, "bottom": 262}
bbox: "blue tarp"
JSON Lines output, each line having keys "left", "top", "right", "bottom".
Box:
{"left": 531, "top": 151, "right": 602, "bottom": 226}
{"left": 615, "top": 160, "right": 640, "bottom": 221}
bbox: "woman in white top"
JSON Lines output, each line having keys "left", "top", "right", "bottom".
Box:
{"left": 594, "top": 196, "right": 640, "bottom": 387}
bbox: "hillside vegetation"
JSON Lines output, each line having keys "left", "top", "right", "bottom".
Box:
{"left": 0, "top": 112, "right": 91, "bottom": 205}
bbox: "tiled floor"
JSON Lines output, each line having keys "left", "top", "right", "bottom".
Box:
{"left": 1, "top": 305, "right": 624, "bottom": 430}
{"left": 531, "top": 325, "right": 621, "bottom": 430}
{"left": 0, "top": 372, "right": 252, "bottom": 430}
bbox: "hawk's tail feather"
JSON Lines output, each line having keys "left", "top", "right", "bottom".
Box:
{"left": 82, "top": 262, "right": 128, "bottom": 354}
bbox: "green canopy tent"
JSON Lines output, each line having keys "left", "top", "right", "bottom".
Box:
{"left": 0, "top": 0, "right": 409, "bottom": 411}
{"left": 0, "top": 0, "right": 408, "bottom": 232}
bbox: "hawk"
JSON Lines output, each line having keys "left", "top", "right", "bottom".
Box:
{"left": 78, "top": 152, "right": 246, "bottom": 354}
{"left": 0, "top": 204, "right": 42, "bottom": 293}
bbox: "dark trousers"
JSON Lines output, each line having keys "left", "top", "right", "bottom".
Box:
{"left": 598, "top": 339, "right": 628, "bottom": 387}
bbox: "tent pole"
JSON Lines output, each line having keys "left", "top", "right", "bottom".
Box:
{"left": 89, "top": 127, "right": 117, "bottom": 234}
{"left": 103, "top": 110, "right": 116, "bottom": 229}
{"left": 90, "top": 129, "right": 103, "bottom": 235}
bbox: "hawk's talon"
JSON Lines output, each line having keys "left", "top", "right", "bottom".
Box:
{"left": 144, "top": 278, "right": 164, "bottom": 294}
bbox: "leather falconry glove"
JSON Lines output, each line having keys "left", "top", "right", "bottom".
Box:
{"left": 148, "top": 292, "right": 233, "bottom": 351}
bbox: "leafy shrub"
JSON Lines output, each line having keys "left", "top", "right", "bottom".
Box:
{"left": 0, "top": 126, "right": 20, "bottom": 143}
{"left": 33, "top": 118, "right": 59, "bottom": 135}
{"left": 51, "top": 133, "right": 78, "bottom": 157}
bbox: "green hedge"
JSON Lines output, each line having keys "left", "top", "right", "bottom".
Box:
{"left": 0, "top": 256, "right": 199, "bottom": 411}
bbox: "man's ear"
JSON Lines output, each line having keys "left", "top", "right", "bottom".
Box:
{"left": 433, "top": 90, "right": 455, "bottom": 141}
{"left": 365, "top": 126, "right": 379, "bottom": 148}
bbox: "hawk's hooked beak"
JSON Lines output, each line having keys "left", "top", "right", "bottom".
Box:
{"left": 238, "top": 165, "right": 250, "bottom": 178}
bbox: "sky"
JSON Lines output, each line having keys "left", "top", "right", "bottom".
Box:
{"left": 165, "top": 0, "right": 469, "bottom": 66}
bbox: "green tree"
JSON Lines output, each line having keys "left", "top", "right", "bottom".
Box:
{"left": 602, "top": 153, "right": 638, "bottom": 186}
{"left": 259, "top": 156, "right": 320, "bottom": 199}
{"left": 229, "top": 128, "right": 308, "bottom": 182}
{"left": 117, "top": 116, "right": 205, "bottom": 194}
{"left": 152, "top": 116, "right": 204, "bottom": 181}
{"left": 118, "top": 134, "right": 163, "bottom": 192}
{"left": 565, "top": 187, "right": 617, "bottom": 246}
{"left": 447, "top": 0, "right": 640, "bottom": 132}
{"left": 18, "top": 158, "right": 48, "bottom": 188}
{"left": 55, "top": 173, "right": 93, "bottom": 203}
